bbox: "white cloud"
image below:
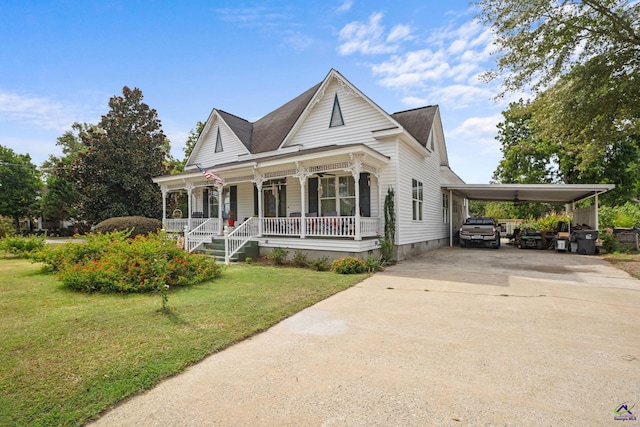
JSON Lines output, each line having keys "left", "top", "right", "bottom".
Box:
{"left": 0, "top": 91, "right": 89, "bottom": 132}
{"left": 386, "top": 24, "right": 412, "bottom": 43}
{"left": 450, "top": 114, "right": 502, "bottom": 138}
{"left": 336, "top": 0, "right": 353, "bottom": 13}
{"left": 449, "top": 114, "right": 502, "bottom": 154}
{"left": 337, "top": 12, "right": 412, "bottom": 55}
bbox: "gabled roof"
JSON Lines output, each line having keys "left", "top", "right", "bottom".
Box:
{"left": 217, "top": 110, "right": 252, "bottom": 150}
{"left": 391, "top": 106, "right": 438, "bottom": 148}
{"left": 251, "top": 82, "right": 322, "bottom": 153}
{"left": 192, "top": 69, "right": 442, "bottom": 163}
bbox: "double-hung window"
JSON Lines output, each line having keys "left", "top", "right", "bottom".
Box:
{"left": 412, "top": 179, "right": 423, "bottom": 221}
{"left": 319, "top": 175, "right": 356, "bottom": 216}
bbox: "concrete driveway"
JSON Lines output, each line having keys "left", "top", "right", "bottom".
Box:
{"left": 91, "top": 244, "right": 640, "bottom": 426}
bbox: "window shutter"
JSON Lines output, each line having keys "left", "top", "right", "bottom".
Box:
{"left": 203, "top": 188, "right": 209, "bottom": 218}
{"left": 308, "top": 178, "right": 318, "bottom": 215}
{"left": 359, "top": 173, "right": 370, "bottom": 217}
{"left": 230, "top": 185, "right": 237, "bottom": 217}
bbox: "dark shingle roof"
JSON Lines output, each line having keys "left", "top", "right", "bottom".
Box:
{"left": 216, "top": 110, "right": 253, "bottom": 151}
{"left": 250, "top": 82, "right": 322, "bottom": 153}
{"left": 391, "top": 106, "right": 438, "bottom": 148}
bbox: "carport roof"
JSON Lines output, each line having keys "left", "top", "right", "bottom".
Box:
{"left": 441, "top": 183, "right": 615, "bottom": 204}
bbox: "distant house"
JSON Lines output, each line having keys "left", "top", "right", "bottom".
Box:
{"left": 152, "top": 69, "right": 466, "bottom": 262}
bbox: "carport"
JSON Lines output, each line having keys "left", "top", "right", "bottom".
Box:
{"left": 442, "top": 183, "right": 615, "bottom": 247}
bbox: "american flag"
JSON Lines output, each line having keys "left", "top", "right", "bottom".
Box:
{"left": 196, "top": 164, "right": 224, "bottom": 186}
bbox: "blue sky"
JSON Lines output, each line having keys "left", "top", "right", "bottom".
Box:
{"left": 0, "top": 0, "right": 517, "bottom": 183}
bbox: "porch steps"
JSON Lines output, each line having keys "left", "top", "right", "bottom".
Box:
{"left": 197, "top": 239, "right": 259, "bottom": 263}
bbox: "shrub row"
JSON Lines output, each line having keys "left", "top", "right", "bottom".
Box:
{"left": 0, "top": 235, "right": 45, "bottom": 258}
{"left": 257, "top": 248, "right": 385, "bottom": 274}
{"left": 331, "top": 255, "right": 385, "bottom": 274}
{"left": 31, "top": 231, "right": 223, "bottom": 293}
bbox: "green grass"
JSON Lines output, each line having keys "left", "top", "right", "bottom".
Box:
{"left": 0, "top": 256, "right": 368, "bottom": 426}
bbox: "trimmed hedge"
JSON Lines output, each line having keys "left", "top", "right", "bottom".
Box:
{"left": 94, "top": 216, "right": 162, "bottom": 237}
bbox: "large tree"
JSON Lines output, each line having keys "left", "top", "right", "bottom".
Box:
{"left": 40, "top": 123, "right": 90, "bottom": 224}
{"left": 478, "top": 0, "right": 640, "bottom": 201}
{"left": 0, "top": 145, "right": 43, "bottom": 232}
{"left": 70, "top": 87, "right": 169, "bottom": 223}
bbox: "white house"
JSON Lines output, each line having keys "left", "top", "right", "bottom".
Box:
{"left": 152, "top": 69, "right": 467, "bottom": 262}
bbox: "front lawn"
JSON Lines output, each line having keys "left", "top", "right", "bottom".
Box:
{"left": 0, "top": 256, "right": 367, "bottom": 426}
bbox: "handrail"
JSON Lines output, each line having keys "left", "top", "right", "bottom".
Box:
{"left": 225, "top": 217, "right": 259, "bottom": 264}
{"left": 185, "top": 218, "right": 220, "bottom": 252}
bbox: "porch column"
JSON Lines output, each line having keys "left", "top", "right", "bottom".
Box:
{"left": 354, "top": 173, "right": 361, "bottom": 240}
{"left": 377, "top": 173, "right": 382, "bottom": 225}
{"left": 161, "top": 185, "right": 168, "bottom": 230}
{"left": 216, "top": 183, "right": 224, "bottom": 235}
{"left": 186, "top": 183, "right": 194, "bottom": 231}
{"left": 295, "top": 162, "right": 311, "bottom": 239}
{"left": 595, "top": 192, "right": 600, "bottom": 230}
{"left": 256, "top": 180, "right": 264, "bottom": 237}
{"left": 348, "top": 154, "right": 363, "bottom": 241}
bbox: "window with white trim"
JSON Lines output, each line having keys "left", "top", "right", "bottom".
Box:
{"left": 442, "top": 192, "right": 449, "bottom": 223}
{"left": 412, "top": 179, "right": 423, "bottom": 221}
{"left": 319, "top": 175, "right": 355, "bottom": 215}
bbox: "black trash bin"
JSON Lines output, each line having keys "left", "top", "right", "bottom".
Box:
{"left": 573, "top": 230, "right": 599, "bottom": 255}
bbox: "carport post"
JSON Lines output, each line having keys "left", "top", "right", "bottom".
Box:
{"left": 595, "top": 192, "right": 599, "bottom": 230}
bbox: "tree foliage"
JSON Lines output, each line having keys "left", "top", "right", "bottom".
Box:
{"left": 492, "top": 100, "right": 558, "bottom": 184}
{"left": 40, "top": 123, "right": 90, "bottom": 223}
{"left": 479, "top": 0, "right": 640, "bottom": 203}
{"left": 69, "top": 87, "right": 169, "bottom": 223}
{"left": 0, "top": 146, "right": 43, "bottom": 232}
{"left": 477, "top": 0, "right": 640, "bottom": 94}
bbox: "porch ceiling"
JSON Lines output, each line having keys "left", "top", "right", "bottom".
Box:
{"left": 442, "top": 183, "right": 615, "bottom": 204}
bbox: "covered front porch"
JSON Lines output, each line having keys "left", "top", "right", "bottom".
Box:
{"left": 154, "top": 145, "right": 390, "bottom": 261}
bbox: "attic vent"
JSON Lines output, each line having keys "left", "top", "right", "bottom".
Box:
{"left": 329, "top": 94, "right": 344, "bottom": 128}
{"left": 215, "top": 128, "right": 223, "bottom": 153}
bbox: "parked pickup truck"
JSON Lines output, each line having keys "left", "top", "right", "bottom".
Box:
{"left": 459, "top": 217, "right": 501, "bottom": 249}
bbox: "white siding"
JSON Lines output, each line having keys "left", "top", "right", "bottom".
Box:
{"left": 236, "top": 182, "right": 254, "bottom": 222}
{"left": 286, "top": 79, "right": 397, "bottom": 159}
{"left": 191, "top": 117, "right": 249, "bottom": 168}
{"left": 395, "top": 137, "right": 448, "bottom": 245}
{"left": 285, "top": 178, "right": 303, "bottom": 215}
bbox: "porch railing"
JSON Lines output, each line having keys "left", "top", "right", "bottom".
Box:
{"left": 262, "top": 217, "right": 302, "bottom": 236}
{"left": 185, "top": 218, "right": 220, "bottom": 252}
{"left": 165, "top": 218, "right": 207, "bottom": 233}
{"left": 359, "top": 217, "right": 380, "bottom": 237}
{"left": 260, "top": 216, "right": 380, "bottom": 239}
{"left": 225, "top": 217, "right": 259, "bottom": 264}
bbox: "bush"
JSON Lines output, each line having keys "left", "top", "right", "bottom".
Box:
{"left": 600, "top": 202, "right": 640, "bottom": 229}
{"left": 31, "top": 229, "right": 131, "bottom": 273}
{"left": 267, "top": 248, "right": 289, "bottom": 265}
{"left": 0, "top": 216, "right": 14, "bottom": 238}
{"left": 0, "top": 235, "right": 46, "bottom": 258}
{"left": 332, "top": 256, "right": 367, "bottom": 274}
{"left": 292, "top": 249, "right": 308, "bottom": 267}
{"left": 364, "top": 255, "right": 385, "bottom": 272}
{"left": 31, "top": 231, "right": 223, "bottom": 293}
{"left": 601, "top": 230, "right": 625, "bottom": 254}
{"left": 310, "top": 256, "right": 330, "bottom": 271}
{"left": 94, "top": 216, "right": 162, "bottom": 238}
